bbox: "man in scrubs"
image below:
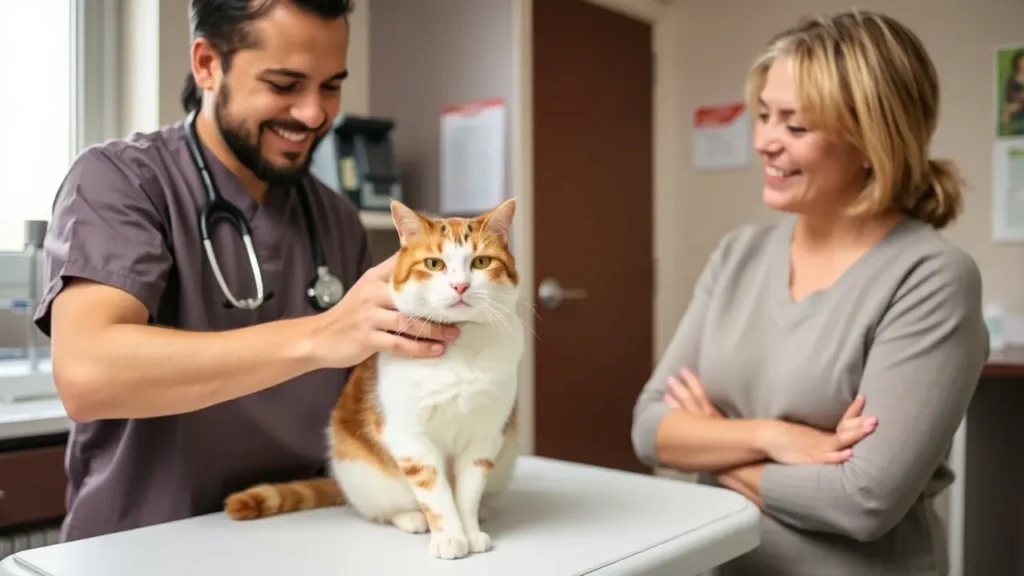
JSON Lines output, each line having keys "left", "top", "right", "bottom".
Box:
{"left": 33, "top": 0, "right": 458, "bottom": 542}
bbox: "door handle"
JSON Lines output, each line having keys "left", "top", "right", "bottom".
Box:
{"left": 537, "top": 278, "right": 588, "bottom": 310}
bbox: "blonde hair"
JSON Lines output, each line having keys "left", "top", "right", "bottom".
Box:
{"left": 744, "top": 9, "right": 963, "bottom": 229}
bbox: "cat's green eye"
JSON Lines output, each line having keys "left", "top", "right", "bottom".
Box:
{"left": 424, "top": 258, "right": 445, "bottom": 271}
{"left": 471, "top": 256, "right": 492, "bottom": 270}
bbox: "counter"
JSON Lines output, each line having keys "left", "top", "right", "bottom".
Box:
{"left": 0, "top": 456, "right": 761, "bottom": 576}
{"left": 0, "top": 398, "right": 69, "bottom": 442}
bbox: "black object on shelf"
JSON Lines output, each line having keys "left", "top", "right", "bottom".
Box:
{"left": 331, "top": 114, "right": 403, "bottom": 211}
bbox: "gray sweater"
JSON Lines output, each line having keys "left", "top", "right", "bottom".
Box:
{"left": 631, "top": 216, "right": 989, "bottom": 575}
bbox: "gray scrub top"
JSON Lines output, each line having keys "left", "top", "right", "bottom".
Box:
{"left": 33, "top": 120, "right": 373, "bottom": 542}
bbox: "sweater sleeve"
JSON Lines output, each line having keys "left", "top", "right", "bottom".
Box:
{"left": 630, "top": 234, "right": 728, "bottom": 468}
{"left": 758, "top": 247, "right": 989, "bottom": 542}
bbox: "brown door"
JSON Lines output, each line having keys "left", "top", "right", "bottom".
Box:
{"left": 532, "top": 0, "right": 654, "bottom": 474}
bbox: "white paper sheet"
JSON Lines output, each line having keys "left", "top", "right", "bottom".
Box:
{"left": 992, "top": 137, "right": 1024, "bottom": 242}
{"left": 440, "top": 97, "right": 506, "bottom": 215}
{"left": 692, "top": 102, "right": 752, "bottom": 172}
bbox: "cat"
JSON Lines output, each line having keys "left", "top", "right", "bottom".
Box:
{"left": 222, "top": 198, "right": 525, "bottom": 561}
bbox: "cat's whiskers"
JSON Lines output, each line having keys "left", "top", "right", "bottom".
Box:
{"left": 479, "top": 300, "right": 514, "bottom": 339}
{"left": 473, "top": 293, "right": 537, "bottom": 341}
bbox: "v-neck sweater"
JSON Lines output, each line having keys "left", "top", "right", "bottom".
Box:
{"left": 631, "top": 215, "right": 989, "bottom": 575}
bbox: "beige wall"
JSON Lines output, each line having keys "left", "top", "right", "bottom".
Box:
{"left": 368, "top": 0, "right": 515, "bottom": 213}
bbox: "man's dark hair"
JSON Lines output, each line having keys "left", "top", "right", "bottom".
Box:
{"left": 181, "top": 0, "right": 354, "bottom": 112}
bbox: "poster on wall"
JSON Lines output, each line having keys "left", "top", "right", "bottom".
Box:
{"left": 992, "top": 43, "right": 1024, "bottom": 242}
{"left": 996, "top": 43, "right": 1024, "bottom": 138}
{"left": 992, "top": 139, "right": 1024, "bottom": 241}
{"left": 439, "top": 97, "right": 506, "bottom": 216}
{"left": 692, "top": 102, "right": 752, "bottom": 172}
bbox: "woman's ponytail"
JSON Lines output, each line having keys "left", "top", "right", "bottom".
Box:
{"left": 906, "top": 158, "right": 965, "bottom": 229}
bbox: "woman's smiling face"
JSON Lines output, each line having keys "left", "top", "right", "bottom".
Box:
{"left": 752, "top": 56, "right": 869, "bottom": 218}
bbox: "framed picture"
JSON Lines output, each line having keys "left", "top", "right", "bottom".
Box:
{"left": 996, "top": 43, "right": 1024, "bottom": 138}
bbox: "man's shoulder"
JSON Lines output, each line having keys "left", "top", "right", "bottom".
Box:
{"left": 69, "top": 122, "right": 187, "bottom": 189}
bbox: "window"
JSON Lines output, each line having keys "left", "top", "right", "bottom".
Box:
{"left": 0, "top": 2, "right": 73, "bottom": 250}
{"left": 0, "top": 0, "right": 119, "bottom": 252}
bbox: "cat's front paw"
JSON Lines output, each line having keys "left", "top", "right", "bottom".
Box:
{"left": 429, "top": 532, "right": 470, "bottom": 560}
{"left": 467, "top": 530, "right": 492, "bottom": 553}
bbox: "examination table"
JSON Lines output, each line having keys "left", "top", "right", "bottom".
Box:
{"left": 0, "top": 456, "right": 759, "bottom": 575}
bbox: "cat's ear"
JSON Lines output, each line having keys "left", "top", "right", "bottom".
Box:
{"left": 481, "top": 197, "right": 516, "bottom": 245}
{"left": 390, "top": 200, "right": 426, "bottom": 246}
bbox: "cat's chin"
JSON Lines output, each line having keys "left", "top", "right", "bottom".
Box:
{"left": 401, "top": 306, "right": 486, "bottom": 325}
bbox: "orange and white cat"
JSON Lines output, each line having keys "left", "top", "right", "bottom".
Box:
{"left": 223, "top": 198, "right": 524, "bottom": 561}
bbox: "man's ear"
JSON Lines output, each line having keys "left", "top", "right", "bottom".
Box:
{"left": 191, "top": 38, "right": 221, "bottom": 93}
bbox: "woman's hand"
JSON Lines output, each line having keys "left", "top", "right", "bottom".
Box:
{"left": 758, "top": 395, "right": 877, "bottom": 465}
{"left": 663, "top": 367, "right": 723, "bottom": 418}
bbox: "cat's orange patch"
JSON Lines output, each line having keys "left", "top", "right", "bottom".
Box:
{"left": 503, "top": 400, "right": 518, "bottom": 436}
{"left": 398, "top": 458, "right": 438, "bottom": 490}
{"left": 329, "top": 356, "right": 402, "bottom": 475}
{"left": 473, "top": 459, "right": 495, "bottom": 471}
{"left": 420, "top": 503, "right": 444, "bottom": 532}
{"left": 224, "top": 477, "right": 343, "bottom": 520}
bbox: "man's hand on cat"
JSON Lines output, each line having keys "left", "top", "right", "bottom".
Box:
{"left": 312, "top": 254, "right": 461, "bottom": 367}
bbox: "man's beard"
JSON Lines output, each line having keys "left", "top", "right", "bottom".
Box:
{"left": 213, "top": 85, "right": 328, "bottom": 187}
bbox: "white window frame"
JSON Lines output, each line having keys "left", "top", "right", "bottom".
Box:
{"left": 71, "top": 0, "right": 122, "bottom": 155}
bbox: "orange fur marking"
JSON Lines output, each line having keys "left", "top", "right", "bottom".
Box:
{"left": 223, "top": 477, "right": 343, "bottom": 520}
{"left": 329, "top": 355, "right": 401, "bottom": 475}
{"left": 420, "top": 503, "right": 444, "bottom": 532}
{"left": 503, "top": 400, "right": 519, "bottom": 435}
{"left": 398, "top": 458, "right": 438, "bottom": 490}
{"left": 473, "top": 459, "right": 495, "bottom": 471}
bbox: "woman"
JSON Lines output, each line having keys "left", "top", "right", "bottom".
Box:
{"left": 631, "top": 9, "right": 989, "bottom": 576}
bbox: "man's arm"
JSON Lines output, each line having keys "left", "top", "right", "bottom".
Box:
{"left": 631, "top": 229, "right": 772, "bottom": 472}
{"left": 743, "top": 249, "right": 988, "bottom": 542}
{"left": 40, "top": 148, "right": 446, "bottom": 422}
{"left": 49, "top": 279, "right": 324, "bottom": 421}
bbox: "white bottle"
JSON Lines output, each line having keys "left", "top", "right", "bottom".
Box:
{"left": 984, "top": 302, "right": 1006, "bottom": 351}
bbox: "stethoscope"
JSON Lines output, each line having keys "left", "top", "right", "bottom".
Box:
{"left": 183, "top": 110, "right": 345, "bottom": 312}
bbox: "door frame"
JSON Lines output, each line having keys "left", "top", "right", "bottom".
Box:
{"left": 511, "top": 0, "right": 679, "bottom": 456}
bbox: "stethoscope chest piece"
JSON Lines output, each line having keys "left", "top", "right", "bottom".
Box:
{"left": 308, "top": 265, "right": 345, "bottom": 310}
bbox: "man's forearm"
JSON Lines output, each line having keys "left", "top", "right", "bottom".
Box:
{"left": 54, "top": 314, "right": 327, "bottom": 421}
{"left": 654, "top": 410, "right": 772, "bottom": 472}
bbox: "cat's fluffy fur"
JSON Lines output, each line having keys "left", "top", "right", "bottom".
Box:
{"left": 223, "top": 198, "right": 524, "bottom": 560}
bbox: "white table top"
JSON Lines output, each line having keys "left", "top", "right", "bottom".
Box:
{"left": 1, "top": 456, "right": 759, "bottom": 576}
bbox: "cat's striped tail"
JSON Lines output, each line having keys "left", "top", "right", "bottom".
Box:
{"left": 223, "top": 477, "right": 345, "bottom": 520}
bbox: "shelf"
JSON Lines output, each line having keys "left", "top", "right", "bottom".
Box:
{"left": 359, "top": 211, "right": 395, "bottom": 232}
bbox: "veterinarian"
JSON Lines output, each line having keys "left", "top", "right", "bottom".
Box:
{"left": 34, "top": 0, "right": 458, "bottom": 543}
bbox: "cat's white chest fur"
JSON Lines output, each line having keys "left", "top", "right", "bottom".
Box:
{"left": 376, "top": 320, "right": 523, "bottom": 448}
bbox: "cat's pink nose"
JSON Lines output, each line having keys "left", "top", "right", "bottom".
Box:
{"left": 450, "top": 282, "right": 469, "bottom": 295}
